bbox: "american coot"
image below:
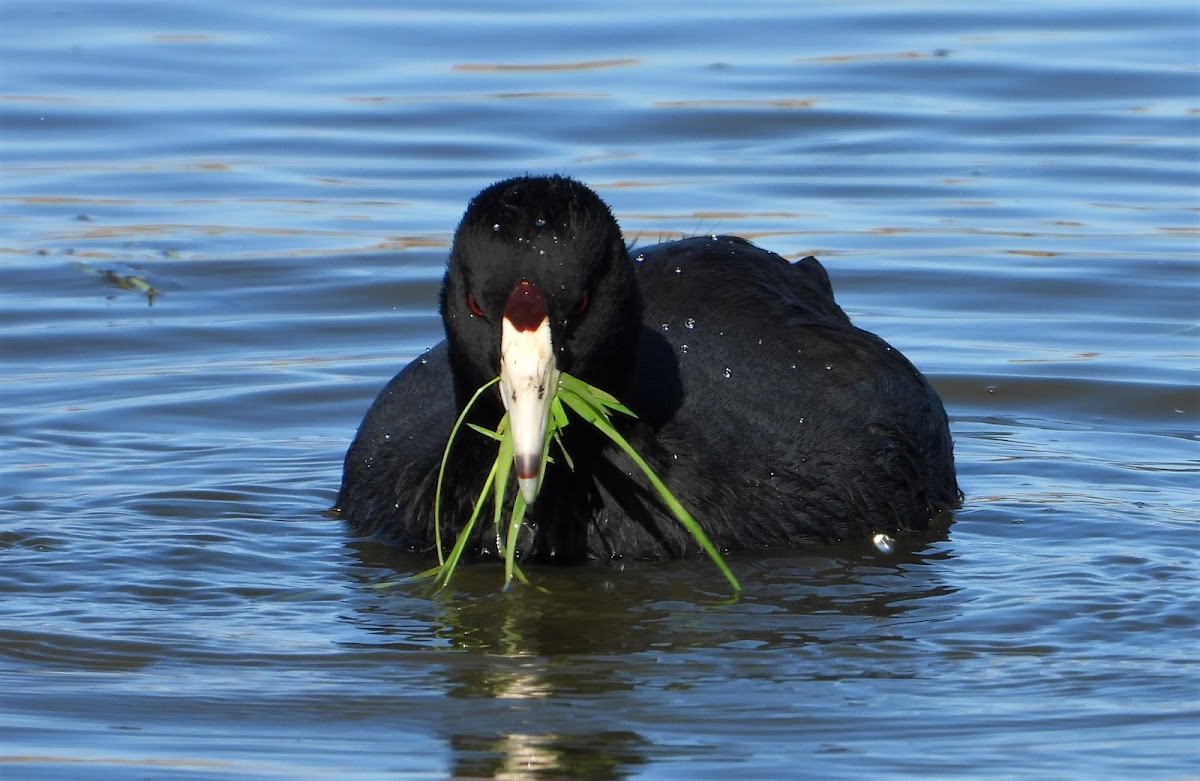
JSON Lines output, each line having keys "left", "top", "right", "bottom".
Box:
{"left": 336, "top": 175, "right": 960, "bottom": 561}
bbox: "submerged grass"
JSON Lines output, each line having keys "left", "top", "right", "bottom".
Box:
{"left": 427, "top": 372, "right": 741, "bottom": 595}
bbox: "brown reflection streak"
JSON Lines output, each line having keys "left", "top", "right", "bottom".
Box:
{"left": 1009, "top": 352, "right": 1101, "bottom": 363}
{"left": 0, "top": 95, "right": 80, "bottom": 104}
{"left": 10, "top": 240, "right": 450, "bottom": 262}
{"left": 58, "top": 225, "right": 445, "bottom": 243}
{"left": 152, "top": 34, "right": 212, "bottom": 43}
{"left": 63, "top": 224, "right": 341, "bottom": 239}
{"left": 5, "top": 195, "right": 404, "bottom": 208}
{"left": 655, "top": 98, "right": 814, "bottom": 109}
{"left": 1, "top": 756, "right": 232, "bottom": 769}
{"left": 347, "top": 92, "right": 608, "bottom": 103}
{"left": 12, "top": 196, "right": 136, "bottom": 205}
{"left": 797, "top": 51, "right": 936, "bottom": 63}
{"left": 453, "top": 58, "right": 639, "bottom": 72}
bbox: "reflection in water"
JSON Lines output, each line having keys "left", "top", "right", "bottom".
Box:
{"left": 439, "top": 644, "right": 649, "bottom": 780}
{"left": 451, "top": 731, "right": 648, "bottom": 781}
{"left": 341, "top": 528, "right": 957, "bottom": 778}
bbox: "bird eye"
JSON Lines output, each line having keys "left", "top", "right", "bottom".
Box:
{"left": 468, "top": 293, "right": 486, "bottom": 318}
{"left": 569, "top": 292, "right": 589, "bottom": 317}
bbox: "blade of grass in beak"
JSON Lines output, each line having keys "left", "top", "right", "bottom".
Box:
{"left": 502, "top": 492, "right": 529, "bottom": 589}
{"left": 434, "top": 376, "right": 501, "bottom": 565}
{"left": 549, "top": 396, "right": 575, "bottom": 471}
{"left": 466, "top": 423, "right": 504, "bottom": 441}
{"left": 430, "top": 372, "right": 738, "bottom": 595}
{"left": 559, "top": 373, "right": 635, "bottom": 418}
{"left": 557, "top": 380, "right": 742, "bottom": 595}
{"left": 436, "top": 447, "right": 500, "bottom": 590}
{"left": 492, "top": 414, "right": 514, "bottom": 572}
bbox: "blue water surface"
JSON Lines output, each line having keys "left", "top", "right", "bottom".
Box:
{"left": 1, "top": 1, "right": 1197, "bottom": 779}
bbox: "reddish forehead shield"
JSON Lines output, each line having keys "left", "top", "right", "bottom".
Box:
{"left": 504, "top": 278, "right": 548, "bottom": 331}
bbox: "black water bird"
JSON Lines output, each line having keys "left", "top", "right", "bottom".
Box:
{"left": 336, "top": 175, "right": 960, "bottom": 561}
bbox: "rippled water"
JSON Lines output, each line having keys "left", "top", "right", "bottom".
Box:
{"left": 2, "top": 1, "right": 1197, "bottom": 779}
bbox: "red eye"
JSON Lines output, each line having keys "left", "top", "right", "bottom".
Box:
{"left": 467, "top": 293, "right": 486, "bottom": 318}
{"left": 569, "top": 292, "right": 588, "bottom": 316}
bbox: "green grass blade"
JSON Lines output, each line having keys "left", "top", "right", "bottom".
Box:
{"left": 559, "top": 373, "right": 636, "bottom": 418}
{"left": 549, "top": 396, "right": 575, "bottom": 471}
{"left": 502, "top": 492, "right": 528, "bottom": 589}
{"left": 466, "top": 423, "right": 504, "bottom": 441}
{"left": 436, "top": 450, "right": 499, "bottom": 589}
{"left": 558, "top": 383, "right": 742, "bottom": 595}
{"left": 552, "top": 430, "right": 574, "bottom": 471}
{"left": 491, "top": 413, "right": 514, "bottom": 563}
{"left": 511, "top": 563, "right": 550, "bottom": 593}
{"left": 431, "top": 371, "right": 739, "bottom": 595}
{"left": 434, "top": 376, "right": 500, "bottom": 565}
{"left": 550, "top": 393, "right": 571, "bottom": 429}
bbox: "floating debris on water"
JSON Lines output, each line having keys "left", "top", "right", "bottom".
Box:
{"left": 72, "top": 261, "right": 160, "bottom": 305}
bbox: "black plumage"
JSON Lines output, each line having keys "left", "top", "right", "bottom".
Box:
{"left": 336, "top": 175, "right": 960, "bottom": 561}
